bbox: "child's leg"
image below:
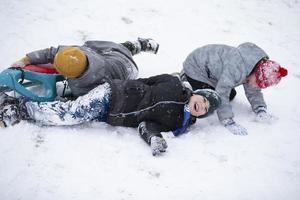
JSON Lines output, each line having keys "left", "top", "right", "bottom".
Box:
{"left": 25, "top": 83, "right": 111, "bottom": 126}
{"left": 121, "top": 41, "right": 140, "bottom": 55}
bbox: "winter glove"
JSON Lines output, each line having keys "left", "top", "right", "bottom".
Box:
{"left": 138, "top": 121, "right": 168, "bottom": 156}
{"left": 11, "top": 56, "right": 31, "bottom": 68}
{"left": 150, "top": 136, "right": 168, "bottom": 156}
{"left": 254, "top": 107, "right": 276, "bottom": 123}
{"left": 222, "top": 118, "right": 248, "bottom": 136}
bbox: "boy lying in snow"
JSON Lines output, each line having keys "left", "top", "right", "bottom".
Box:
{"left": 11, "top": 38, "right": 159, "bottom": 97}
{"left": 180, "top": 42, "right": 288, "bottom": 135}
{"left": 0, "top": 74, "right": 221, "bottom": 156}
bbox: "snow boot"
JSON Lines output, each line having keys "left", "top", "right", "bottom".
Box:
{"left": 138, "top": 38, "right": 159, "bottom": 54}
{"left": 122, "top": 38, "right": 159, "bottom": 55}
{"left": 0, "top": 97, "right": 29, "bottom": 128}
{"left": 0, "top": 93, "right": 19, "bottom": 107}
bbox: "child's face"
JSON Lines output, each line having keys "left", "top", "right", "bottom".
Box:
{"left": 246, "top": 73, "right": 259, "bottom": 88}
{"left": 189, "top": 95, "right": 210, "bottom": 117}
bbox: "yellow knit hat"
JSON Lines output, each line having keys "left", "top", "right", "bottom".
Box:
{"left": 54, "top": 47, "right": 88, "bottom": 78}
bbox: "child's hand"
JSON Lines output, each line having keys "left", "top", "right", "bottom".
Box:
{"left": 256, "top": 110, "right": 277, "bottom": 123}
{"left": 255, "top": 107, "right": 277, "bottom": 124}
{"left": 11, "top": 60, "right": 26, "bottom": 68}
{"left": 150, "top": 136, "right": 168, "bottom": 156}
{"left": 222, "top": 118, "right": 248, "bottom": 136}
{"left": 11, "top": 56, "right": 31, "bottom": 68}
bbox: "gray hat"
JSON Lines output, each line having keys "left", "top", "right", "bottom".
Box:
{"left": 192, "top": 89, "right": 221, "bottom": 118}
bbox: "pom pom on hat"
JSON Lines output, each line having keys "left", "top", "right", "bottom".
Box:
{"left": 279, "top": 67, "right": 288, "bottom": 77}
{"left": 54, "top": 47, "right": 88, "bottom": 78}
{"left": 255, "top": 59, "right": 288, "bottom": 88}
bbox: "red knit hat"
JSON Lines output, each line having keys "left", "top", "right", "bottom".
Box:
{"left": 255, "top": 59, "right": 288, "bottom": 88}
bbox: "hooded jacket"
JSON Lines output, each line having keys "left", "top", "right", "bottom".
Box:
{"left": 183, "top": 42, "right": 268, "bottom": 121}
{"left": 26, "top": 41, "right": 138, "bottom": 97}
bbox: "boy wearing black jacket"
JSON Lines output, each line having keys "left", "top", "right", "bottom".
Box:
{"left": 0, "top": 74, "right": 221, "bottom": 156}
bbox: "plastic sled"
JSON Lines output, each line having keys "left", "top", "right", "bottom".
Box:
{"left": 0, "top": 64, "right": 65, "bottom": 102}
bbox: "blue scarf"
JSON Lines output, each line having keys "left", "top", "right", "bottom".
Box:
{"left": 172, "top": 104, "right": 190, "bottom": 136}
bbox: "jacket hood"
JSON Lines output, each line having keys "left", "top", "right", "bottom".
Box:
{"left": 237, "top": 42, "right": 269, "bottom": 75}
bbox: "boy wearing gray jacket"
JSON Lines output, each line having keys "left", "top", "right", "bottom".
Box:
{"left": 181, "top": 42, "right": 287, "bottom": 135}
{"left": 11, "top": 38, "right": 159, "bottom": 97}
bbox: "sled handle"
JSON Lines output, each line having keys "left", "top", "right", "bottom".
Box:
{"left": 0, "top": 68, "right": 64, "bottom": 101}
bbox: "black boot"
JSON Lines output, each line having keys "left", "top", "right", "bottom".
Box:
{"left": 0, "top": 93, "right": 19, "bottom": 107}
{"left": 0, "top": 96, "right": 29, "bottom": 127}
{"left": 138, "top": 38, "right": 159, "bottom": 54}
{"left": 121, "top": 38, "right": 159, "bottom": 55}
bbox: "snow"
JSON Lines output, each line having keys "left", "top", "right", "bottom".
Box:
{"left": 0, "top": 0, "right": 300, "bottom": 199}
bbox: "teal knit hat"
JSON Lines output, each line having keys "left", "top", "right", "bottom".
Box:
{"left": 192, "top": 89, "right": 221, "bottom": 118}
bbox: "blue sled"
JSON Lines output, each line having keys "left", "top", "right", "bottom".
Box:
{"left": 0, "top": 67, "right": 65, "bottom": 102}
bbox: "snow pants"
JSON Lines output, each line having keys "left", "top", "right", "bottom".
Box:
{"left": 25, "top": 83, "right": 111, "bottom": 126}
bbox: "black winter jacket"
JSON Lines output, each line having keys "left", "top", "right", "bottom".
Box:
{"left": 106, "top": 74, "right": 196, "bottom": 144}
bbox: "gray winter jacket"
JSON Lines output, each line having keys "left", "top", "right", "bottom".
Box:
{"left": 26, "top": 41, "right": 138, "bottom": 96}
{"left": 183, "top": 42, "right": 268, "bottom": 122}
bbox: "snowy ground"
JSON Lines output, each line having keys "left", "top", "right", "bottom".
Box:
{"left": 0, "top": 0, "right": 300, "bottom": 199}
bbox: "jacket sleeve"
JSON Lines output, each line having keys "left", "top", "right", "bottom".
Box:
{"left": 138, "top": 121, "right": 165, "bottom": 145}
{"left": 26, "top": 47, "right": 59, "bottom": 64}
{"left": 215, "top": 72, "right": 236, "bottom": 122}
{"left": 243, "top": 83, "right": 267, "bottom": 112}
{"left": 137, "top": 74, "right": 175, "bottom": 86}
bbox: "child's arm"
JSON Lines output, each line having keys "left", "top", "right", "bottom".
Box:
{"left": 138, "top": 121, "right": 168, "bottom": 156}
